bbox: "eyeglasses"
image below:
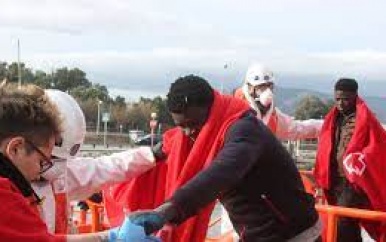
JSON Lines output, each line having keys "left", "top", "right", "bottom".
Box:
{"left": 24, "top": 139, "right": 54, "bottom": 174}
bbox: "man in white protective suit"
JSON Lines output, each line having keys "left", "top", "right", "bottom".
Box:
{"left": 234, "top": 63, "right": 323, "bottom": 139}
{"left": 32, "top": 89, "right": 160, "bottom": 235}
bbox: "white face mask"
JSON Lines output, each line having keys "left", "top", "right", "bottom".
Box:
{"left": 255, "top": 88, "right": 274, "bottom": 107}
{"left": 40, "top": 159, "right": 66, "bottom": 182}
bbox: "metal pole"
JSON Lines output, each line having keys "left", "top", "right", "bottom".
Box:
{"left": 150, "top": 127, "right": 154, "bottom": 148}
{"left": 51, "top": 68, "right": 55, "bottom": 87}
{"left": 150, "top": 113, "right": 157, "bottom": 148}
{"left": 96, "top": 101, "right": 101, "bottom": 135}
{"left": 222, "top": 63, "right": 228, "bottom": 94}
{"left": 17, "top": 39, "right": 22, "bottom": 88}
{"left": 103, "top": 121, "right": 107, "bottom": 147}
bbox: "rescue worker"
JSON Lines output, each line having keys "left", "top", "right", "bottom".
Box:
{"left": 235, "top": 63, "right": 323, "bottom": 139}
{"left": 33, "top": 89, "right": 161, "bottom": 234}
{"left": 0, "top": 83, "right": 151, "bottom": 241}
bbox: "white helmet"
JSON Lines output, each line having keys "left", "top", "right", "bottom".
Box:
{"left": 242, "top": 63, "right": 275, "bottom": 117}
{"left": 45, "top": 89, "right": 86, "bottom": 159}
{"left": 244, "top": 63, "right": 274, "bottom": 86}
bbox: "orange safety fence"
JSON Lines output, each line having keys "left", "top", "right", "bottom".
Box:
{"left": 73, "top": 200, "right": 110, "bottom": 233}
{"left": 316, "top": 204, "right": 386, "bottom": 242}
{"left": 299, "top": 169, "right": 386, "bottom": 242}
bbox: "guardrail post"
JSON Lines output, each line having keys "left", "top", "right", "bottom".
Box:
{"left": 326, "top": 209, "right": 338, "bottom": 242}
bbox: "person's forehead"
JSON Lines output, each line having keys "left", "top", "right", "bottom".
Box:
{"left": 171, "top": 106, "right": 202, "bottom": 121}
{"left": 171, "top": 111, "right": 185, "bottom": 119}
{"left": 40, "top": 136, "right": 56, "bottom": 151}
{"left": 171, "top": 107, "right": 189, "bottom": 117}
{"left": 334, "top": 90, "right": 356, "bottom": 98}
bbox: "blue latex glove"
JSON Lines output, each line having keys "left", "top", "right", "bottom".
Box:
{"left": 128, "top": 210, "right": 166, "bottom": 235}
{"left": 108, "top": 227, "right": 119, "bottom": 241}
{"left": 108, "top": 217, "right": 161, "bottom": 242}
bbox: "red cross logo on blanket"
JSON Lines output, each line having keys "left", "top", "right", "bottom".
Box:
{"left": 343, "top": 152, "right": 366, "bottom": 176}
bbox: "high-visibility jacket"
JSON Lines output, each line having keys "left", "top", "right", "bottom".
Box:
{"left": 32, "top": 147, "right": 155, "bottom": 234}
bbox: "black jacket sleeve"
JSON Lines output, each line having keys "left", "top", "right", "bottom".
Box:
{"left": 169, "top": 113, "right": 268, "bottom": 223}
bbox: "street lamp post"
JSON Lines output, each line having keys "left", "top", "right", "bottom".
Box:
{"left": 96, "top": 100, "right": 103, "bottom": 135}
{"left": 150, "top": 112, "right": 157, "bottom": 148}
{"left": 221, "top": 63, "right": 229, "bottom": 94}
{"left": 17, "top": 39, "right": 22, "bottom": 88}
{"left": 102, "top": 112, "right": 110, "bottom": 147}
{"left": 103, "top": 117, "right": 108, "bottom": 147}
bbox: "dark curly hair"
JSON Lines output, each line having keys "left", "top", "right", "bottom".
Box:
{"left": 167, "top": 75, "right": 214, "bottom": 113}
{"left": 335, "top": 78, "right": 358, "bottom": 93}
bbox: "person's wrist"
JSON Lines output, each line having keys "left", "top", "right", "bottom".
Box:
{"left": 154, "top": 201, "right": 179, "bottom": 223}
{"left": 152, "top": 141, "right": 166, "bottom": 161}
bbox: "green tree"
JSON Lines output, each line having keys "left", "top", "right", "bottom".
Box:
{"left": 77, "top": 98, "right": 99, "bottom": 131}
{"left": 114, "top": 96, "right": 126, "bottom": 106}
{"left": 53, "top": 67, "right": 91, "bottom": 91}
{"left": 294, "top": 95, "right": 331, "bottom": 120}
{"left": 0, "top": 62, "right": 7, "bottom": 80}
{"left": 151, "top": 96, "right": 174, "bottom": 129}
{"left": 111, "top": 103, "right": 129, "bottom": 132}
{"left": 5, "top": 62, "right": 34, "bottom": 84}
{"left": 34, "top": 70, "right": 52, "bottom": 88}
{"left": 71, "top": 84, "right": 109, "bottom": 102}
{"left": 126, "top": 101, "right": 155, "bottom": 131}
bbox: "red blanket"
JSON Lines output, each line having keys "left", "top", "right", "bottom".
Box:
{"left": 105, "top": 91, "right": 250, "bottom": 242}
{"left": 314, "top": 97, "right": 386, "bottom": 240}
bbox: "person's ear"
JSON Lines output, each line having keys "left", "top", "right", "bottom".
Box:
{"left": 5, "top": 137, "right": 26, "bottom": 160}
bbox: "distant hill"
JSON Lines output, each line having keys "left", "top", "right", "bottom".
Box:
{"left": 274, "top": 86, "right": 386, "bottom": 122}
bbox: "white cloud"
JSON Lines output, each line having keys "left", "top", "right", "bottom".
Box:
{"left": 0, "top": 0, "right": 180, "bottom": 34}
{"left": 1, "top": 0, "right": 386, "bottom": 97}
{"left": 307, "top": 50, "right": 386, "bottom": 77}
{"left": 310, "top": 50, "right": 386, "bottom": 63}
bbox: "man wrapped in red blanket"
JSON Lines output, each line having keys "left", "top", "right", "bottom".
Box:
{"left": 314, "top": 78, "right": 386, "bottom": 241}
{"left": 106, "top": 75, "right": 321, "bottom": 242}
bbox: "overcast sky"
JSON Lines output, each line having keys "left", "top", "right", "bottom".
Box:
{"left": 1, "top": 0, "right": 386, "bottom": 99}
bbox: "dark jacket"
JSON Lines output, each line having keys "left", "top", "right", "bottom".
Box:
{"left": 170, "top": 111, "right": 318, "bottom": 241}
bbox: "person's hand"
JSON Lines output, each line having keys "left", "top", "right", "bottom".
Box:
{"left": 77, "top": 201, "right": 89, "bottom": 211}
{"left": 108, "top": 216, "right": 161, "bottom": 242}
{"left": 128, "top": 210, "right": 166, "bottom": 235}
{"left": 152, "top": 141, "right": 166, "bottom": 161}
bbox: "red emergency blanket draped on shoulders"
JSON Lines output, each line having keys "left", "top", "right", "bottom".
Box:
{"left": 0, "top": 178, "right": 66, "bottom": 242}
{"left": 104, "top": 91, "right": 250, "bottom": 242}
{"left": 314, "top": 97, "right": 386, "bottom": 240}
